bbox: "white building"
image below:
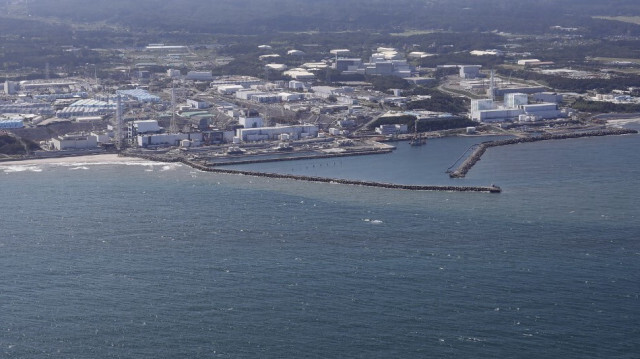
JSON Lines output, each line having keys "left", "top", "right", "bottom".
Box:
{"left": 132, "top": 120, "right": 162, "bottom": 134}
{"left": 284, "top": 68, "right": 315, "bottom": 80}
{"left": 287, "top": 49, "right": 305, "bottom": 56}
{"left": 330, "top": 49, "right": 351, "bottom": 57}
{"left": 266, "top": 64, "right": 287, "bottom": 71}
{"left": 187, "top": 99, "right": 210, "bottom": 109}
{"left": 518, "top": 59, "right": 541, "bottom": 66}
{"left": 471, "top": 99, "right": 496, "bottom": 113}
{"left": 237, "top": 124, "right": 318, "bottom": 142}
{"left": 239, "top": 116, "right": 264, "bottom": 128}
{"left": 289, "top": 81, "right": 305, "bottom": 90}
{"left": 51, "top": 133, "right": 98, "bottom": 150}
{"left": 217, "top": 84, "right": 245, "bottom": 95}
{"left": 279, "top": 92, "right": 303, "bottom": 102}
{"left": 375, "top": 124, "right": 408, "bottom": 135}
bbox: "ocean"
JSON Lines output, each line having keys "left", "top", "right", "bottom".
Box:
{"left": 1, "top": 129, "right": 639, "bottom": 358}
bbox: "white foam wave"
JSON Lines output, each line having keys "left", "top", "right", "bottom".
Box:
{"left": 1, "top": 165, "right": 43, "bottom": 173}
{"left": 160, "top": 164, "right": 182, "bottom": 171}
{"left": 363, "top": 218, "right": 383, "bottom": 224}
{"left": 69, "top": 166, "right": 89, "bottom": 170}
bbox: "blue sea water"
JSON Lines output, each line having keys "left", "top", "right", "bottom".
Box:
{"left": 1, "top": 131, "right": 639, "bottom": 358}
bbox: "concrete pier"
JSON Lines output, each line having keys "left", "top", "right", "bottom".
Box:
{"left": 449, "top": 128, "right": 638, "bottom": 178}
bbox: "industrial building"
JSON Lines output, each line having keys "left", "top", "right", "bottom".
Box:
{"left": 288, "top": 81, "right": 305, "bottom": 90}
{"left": 51, "top": 133, "right": 98, "bottom": 150}
{"left": 186, "top": 99, "right": 210, "bottom": 109}
{"left": 186, "top": 71, "right": 213, "bottom": 81}
{"left": 375, "top": 124, "right": 408, "bottom": 135}
{"left": 0, "top": 118, "right": 24, "bottom": 129}
{"left": 4, "top": 81, "right": 18, "bottom": 94}
{"left": 167, "top": 69, "right": 181, "bottom": 77}
{"left": 333, "top": 58, "right": 362, "bottom": 72}
{"left": 217, "top": 84, "right": 245, "bottom": 95}
{"left": 237, "top": 124, "right": 318, "bottom": 142}
{"left": 56, "top": 99, "right": 117, "bottom": 118}
{"left": 492, "top": 86, "right": 547, "bottom": 97}
{"left": 117, "top": 89, "right": 161, "bottom": 103}
{"left": 533, "top": 92, "right": 563, "bottom": 103}
{"left": 459, "top": 65, "right": 482, "bottom": 79}
{"left": 283, "top": 68, "right": 315, "bottom": 80}
{"left": 504, "top": 93, "right": 528, "bottom": 108}
{"left": 471, "top": 97, "right": 565, "bottom": 123}
{"left": 137, "top": 132, "right": 203, "bottom": 147}
{"left": 211, "top": 76, "right": 262, "bottom": 88}
{"left": 239, "top": 115, "right": 264, "bottom": 129}
{"left": 128, "top": 120, "right": 163, "bottom": 138}
{"left": 0, "top": 103, "right": 54, "bottom": 115}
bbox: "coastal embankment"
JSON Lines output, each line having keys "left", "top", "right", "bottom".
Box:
{"left": 448, "top": 128, "right": 638, "bottom": 178}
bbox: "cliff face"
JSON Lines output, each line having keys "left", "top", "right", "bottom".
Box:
{"left": 0, "top": 134, "right": 41, "bottom": 155}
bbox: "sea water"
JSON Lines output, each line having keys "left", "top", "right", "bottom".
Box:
{"left": 0, "top": 132, "right": 638, "bottom": 358}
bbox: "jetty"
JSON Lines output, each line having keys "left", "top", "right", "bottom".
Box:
{"left": 448, "top": 128, "right": 638, "bottom": 178}
{"left": 122, "top": 151, "right": 502, "bottom": 193}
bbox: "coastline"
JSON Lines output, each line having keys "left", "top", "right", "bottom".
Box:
{"left": 0, "top": 154, "right": 151, "bottom": 166}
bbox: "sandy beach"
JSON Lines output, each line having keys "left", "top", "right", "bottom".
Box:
{"left": 0, "top": 154, "right": 151, "bottom": 166}
{"left": 607, "top": 117, "right": 640, "bottom": 127}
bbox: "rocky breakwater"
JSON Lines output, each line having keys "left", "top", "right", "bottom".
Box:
{"left": 449, "top": 128, "right": 638, "bottom": 178}
{"left": 119, "top": 152, "right": 501, "bottom": 193}
{"left": 183, "top": 158, "right": 502, "bottom": 193}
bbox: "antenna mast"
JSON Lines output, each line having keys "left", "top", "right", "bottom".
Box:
{"left": 116, "top": 94, "right": 123, "bottom": 150}
{"left": 490, "top": 69, "right": 495, "bottom": 102}
{"left": 170, "top": 86, "right": 178, "bottom": 133}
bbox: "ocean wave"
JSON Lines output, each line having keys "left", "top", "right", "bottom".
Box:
{"left": 1, "top": 165, "right": 43, "bottom": 173}
{"left": 363, "top": 218, "right": 383, "bottom": 224}
{"left": 160, "top": 164, "right": 182, "bottom": 171}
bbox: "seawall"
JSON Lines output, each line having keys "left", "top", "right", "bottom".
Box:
{"left": 449, "top": 128, "right": 638, "bottom": 178}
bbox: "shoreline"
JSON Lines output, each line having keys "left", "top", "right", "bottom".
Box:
{"left": 0, "top": 153, "right": 152, "bottom": 166}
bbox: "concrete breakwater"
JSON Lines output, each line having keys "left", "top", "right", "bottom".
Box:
{"left": 207, "top": 149, "right": 393, "bottom": 166}
{"left": 122, "top": 152, "right": 502, "bottom": 193}
{"left": 449, "top": 128, "right": 639, "bottom": 178}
